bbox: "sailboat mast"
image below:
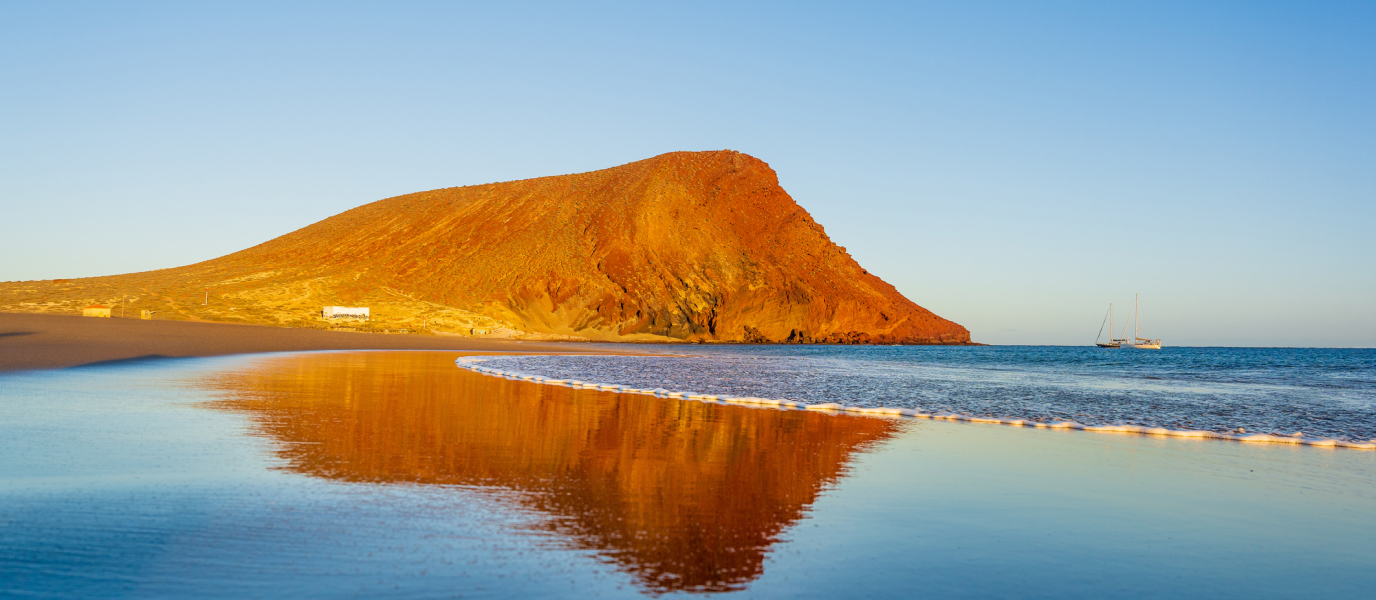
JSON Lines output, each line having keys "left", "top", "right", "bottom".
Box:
{"left": 1134, "top": 293, "right": 1140, "bottom": 340}
{"left": 1119, "top": 301, "right": 1130, "bottom": 340}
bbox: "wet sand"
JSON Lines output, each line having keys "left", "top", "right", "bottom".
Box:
{"left": 0, "top": 312, "right": 617, "bottom": 372}
{"left": 195, "top": 351, "right": 896, "bottom": 593}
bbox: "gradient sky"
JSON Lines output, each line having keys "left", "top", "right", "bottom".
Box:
{"left": 2, "top": 1, "right": 1373, "bottom": 346}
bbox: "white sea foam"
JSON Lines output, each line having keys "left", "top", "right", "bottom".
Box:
{"left": 452, "top": 357, "right": 1376, "bottom": 450}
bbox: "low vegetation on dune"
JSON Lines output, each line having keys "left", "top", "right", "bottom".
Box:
{"left": 0, "top": 274, "right": 546, "bottom": 339}
{"left": 0, "top": 150, "right": 970, "bottom": 344}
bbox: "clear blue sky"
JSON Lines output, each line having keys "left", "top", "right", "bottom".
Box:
{"left": 2, "top": 1, "right": 1373, "bottom": 346}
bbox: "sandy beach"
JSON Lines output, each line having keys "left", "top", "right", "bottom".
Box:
{"left": 0, "top": 313, "right": 613, "bottom": 373}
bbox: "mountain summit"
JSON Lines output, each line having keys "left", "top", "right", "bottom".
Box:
{"left": 2, "top": 151, "right": 971, "bottom": 343}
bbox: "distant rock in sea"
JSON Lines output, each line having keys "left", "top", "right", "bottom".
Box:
{"left": 0, "top": 151, "right": 971, "bottom": 344}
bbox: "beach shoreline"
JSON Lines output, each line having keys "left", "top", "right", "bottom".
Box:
{"left": 5, "top": 348, "right": 1372, "bottom": 597}
{"left": 458, "top": 352, "right": 1376, "bottom": 450}
{"left": 0, "top": 312, "right": 625, "bottom": 373}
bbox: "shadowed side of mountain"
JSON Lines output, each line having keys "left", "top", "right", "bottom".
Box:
{"left": 0, "top": 151, "right": 971, "bottom": 344}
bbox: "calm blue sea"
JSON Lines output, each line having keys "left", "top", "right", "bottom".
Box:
{"left": 491, "top": 346, "right": 1376, "bottom": 441}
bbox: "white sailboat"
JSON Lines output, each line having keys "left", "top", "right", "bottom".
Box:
{"left": 1094, "top": 303, "right": 1126, "bottom": 348}
{"left": 1124, "top": 293, "right": 1162, "bottom": 349}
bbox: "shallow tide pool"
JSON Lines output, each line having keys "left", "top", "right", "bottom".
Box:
{"left": 2, "top": 350, "right": 1374, "bottom": 598}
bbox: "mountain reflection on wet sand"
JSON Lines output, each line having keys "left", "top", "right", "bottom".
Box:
{"left": 195, "top": 351, "right": 899, "bottom": 594}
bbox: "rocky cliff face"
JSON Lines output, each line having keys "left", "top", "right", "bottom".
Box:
{"left": 1, "top": 150, "right": 971, "bottom": 343}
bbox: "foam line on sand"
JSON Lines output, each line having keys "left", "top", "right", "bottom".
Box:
{"left": 454, "top": 357, "right": 1376, "bottom": 450}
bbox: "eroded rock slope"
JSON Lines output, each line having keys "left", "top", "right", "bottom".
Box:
{"left": 1, "top": 151, "right": 970, "bottom": 343}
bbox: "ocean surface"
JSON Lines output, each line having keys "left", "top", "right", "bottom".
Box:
{"left": 3, "top": 349, "right": 1375, "bottom": 598}
{"left": 489, "top": 346, "right": 1376, "bottom": 441}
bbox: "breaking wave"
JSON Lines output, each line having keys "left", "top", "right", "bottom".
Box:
{"left": 455, "top": 351, "right": 1376, "bottom": 451}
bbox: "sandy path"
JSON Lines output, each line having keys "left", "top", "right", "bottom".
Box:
{"left": 0, "top": 313, "right": 622, "bottom": 372}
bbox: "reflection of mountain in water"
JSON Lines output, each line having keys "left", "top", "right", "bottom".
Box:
{"left": 199, "top": 351, "right": 898, "bottom": 593}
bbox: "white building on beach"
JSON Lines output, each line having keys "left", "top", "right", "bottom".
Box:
{"left": 322, "top": 306, "right": 370, "bottom": 320}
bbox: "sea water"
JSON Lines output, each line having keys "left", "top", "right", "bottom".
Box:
{"left": 2, "top": 350, "right": 1375, "bottom": 598}
{"left": 487, "top": 346, "right": 1376, "bottom": 441}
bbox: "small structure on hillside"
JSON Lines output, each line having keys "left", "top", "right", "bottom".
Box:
{"left": 322, "top": 306, "right": 370, "bottom": 320}
{"left": 83, "top": 305, "right": 112, "bottom": 318}
{"left": 140, "top": 310, "right": 154, "bottom": 320}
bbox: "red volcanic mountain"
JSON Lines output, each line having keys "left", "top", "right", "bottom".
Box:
{"left": 1, "top": 151, "right": 971, "bottom": 344}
